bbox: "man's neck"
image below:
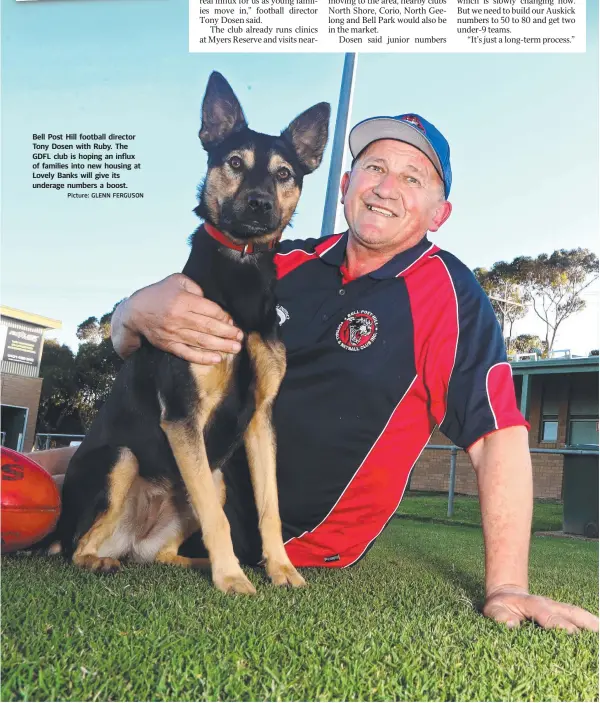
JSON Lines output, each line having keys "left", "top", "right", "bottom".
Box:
{"left": 343, "top": 231, "right": 427, "bottom": 279}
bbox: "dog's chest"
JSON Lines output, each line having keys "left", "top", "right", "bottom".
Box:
{"left": 184, "top": 240, "right": 278, "bottom": 336}
{"left": 222, "top": 262, "right": 276, "bottom": 333}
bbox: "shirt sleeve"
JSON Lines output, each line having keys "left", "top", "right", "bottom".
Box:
{"left": 438, "top": 260, "right": 529, "bottom": 450}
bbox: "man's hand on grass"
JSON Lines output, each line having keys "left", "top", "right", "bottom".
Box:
{"left": 470, "top": 429, "right": 598, "bottom": 635}
{"left": 483, "top": 586, "right": 599, "bottom": 633}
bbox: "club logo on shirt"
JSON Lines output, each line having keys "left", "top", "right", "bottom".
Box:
{"left": 336, "top": 310, "right": 378, "bottom": 351}
{"left": 276, "top": 305, "right": 290, "bottom": 326}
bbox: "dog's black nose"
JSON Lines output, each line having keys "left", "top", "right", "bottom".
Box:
{"left": 247, "top": 194, "right": 273, "bottom": 214}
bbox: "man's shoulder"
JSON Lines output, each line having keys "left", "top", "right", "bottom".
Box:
{"left": 277, "top": 233, "right": 340, "bottom": 256}
{"left": 428, "top": 247, "right": 487, "bottom": 303}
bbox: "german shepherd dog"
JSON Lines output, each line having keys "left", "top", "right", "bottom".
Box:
{"left": 56, "top": 72, "right": 330, "bottom": 594}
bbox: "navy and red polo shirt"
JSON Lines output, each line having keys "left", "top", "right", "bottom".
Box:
{"left": 254, "top": 231, "right": 528, "bottom": 569}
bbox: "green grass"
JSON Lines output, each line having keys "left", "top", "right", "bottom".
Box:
{"left": 398, "top": 492, "right": 564, "bottom": 532}
{"left": 2, "top": 521, "right": 597, "bottom": 702}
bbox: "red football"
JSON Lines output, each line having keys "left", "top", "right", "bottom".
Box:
{"left": 1, "top": 447, "right": 61, "bottom": 553}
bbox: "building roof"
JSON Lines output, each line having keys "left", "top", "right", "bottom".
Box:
{"left": 511, "top": 355, "right": 599, "bottom": 376}
{"left": 1, "top": 306, "right": 62, "bottom": 330}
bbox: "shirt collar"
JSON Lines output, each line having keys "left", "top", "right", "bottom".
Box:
{"left": 319, "top": 231, "right": 437, "bottom": 279}
{"left": 319, "top": 231, "right": 348, "bottom": 267}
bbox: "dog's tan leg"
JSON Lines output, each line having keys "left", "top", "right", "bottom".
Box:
{"left": 155, "top": 530, "right": 211, "bottom": 570}
{"left": 155, "top": 553, "right": 211, "bottom": 569}
{"left": 73, "top": 448, "right": 138, "bottom": 573}
{"left": 245, "top": 333, "right": 306, "bottom": 588}
{"left": 160, "top": 367, "right": 255, "bottom": 595}
{"left": 154, "top": 489, "right": 219, "bottom": 570}
{"left": 212, "top": 468, "right": 226, "bottom": 507}
{"left": 160, "top": 422, "right": 254, "bottom": 593}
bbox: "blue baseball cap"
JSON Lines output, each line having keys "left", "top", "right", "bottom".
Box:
{"left": 349, "top": 113, "right": 452, "bottom": 198}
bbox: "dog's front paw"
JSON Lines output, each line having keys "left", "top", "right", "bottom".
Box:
{"left": 213, "top": 568, "right": 257, "bottom": 595}
{"left": 73, "top": 555, "right": 122, "bottom": 574}
{"left": 266, "top": 560, "right": 306, "bottom": 588}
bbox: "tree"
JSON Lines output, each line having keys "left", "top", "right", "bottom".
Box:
{"left": 37, "top": 340, "right": 83, "bottom": 435}
{"left": 475, "top": 249, "right": 598, "bottom": 357}
{"left": 76, "top": 316, "right": 102, "bottom": 344}
{"left": 473, "top": 266, "right": 527, "bottom": 350}
{"left": 508, "top": 334, "right": 547, "bottom": 358}
{"left": 72, "top": 309, "right": 123, "bottom": 430}
{"left": 37, "top": 305, "right": 123, "bottom": 435}
{"left": 514, "top": 249, "right": 599, "bottom": 356}
{"left": 73, "top": 339, "right": 122, "bottom": 430}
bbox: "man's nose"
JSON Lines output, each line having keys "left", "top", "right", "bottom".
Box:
{"left": 373, "top": 173, "right": 399, "bottom": 200}
{"left": 247, "top": 192, "right": 274, "bottom": 214}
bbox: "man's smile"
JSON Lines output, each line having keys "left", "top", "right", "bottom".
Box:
{"left": 365, "top": 204, "right": 396, "bottom": 217}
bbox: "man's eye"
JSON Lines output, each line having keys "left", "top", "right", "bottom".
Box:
{"left": 276, "top": 167, "right": 291, "bottom": 181}
{"left": 366, "top": 164, "right": 382, "bottom": 172}
{"left": 407, "top": 176, "right": 421, "bottom": 185}
{"left": 228, "top": 156, "right": 243, "bottom": 170}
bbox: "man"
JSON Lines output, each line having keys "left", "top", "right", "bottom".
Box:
{"left": 38, "top": 114, "right": 598, "bottom": 632}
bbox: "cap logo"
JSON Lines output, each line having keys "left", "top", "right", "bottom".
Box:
{"left": 402, "top": 115, "right": 425, "bottom": 133}
{"left": 336, "top": 310, "right": 378, "bottom": 351}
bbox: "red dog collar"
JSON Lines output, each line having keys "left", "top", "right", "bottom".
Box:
{"left": 204, "top": 223, "right": 278, "bottom": 256}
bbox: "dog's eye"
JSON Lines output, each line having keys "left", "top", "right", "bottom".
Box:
{"left": 276, "top": 167, "right": 291, "bottom": 181}
{"left": 228, "top": 156, "right": 243, "bottom": 170}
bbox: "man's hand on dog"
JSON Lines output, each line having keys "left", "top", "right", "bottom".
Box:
{"left": 112, "top": 273, "right": 243, "bottom": 365}
{"left": 483, "top": 586, "right": 599, "bottom": 633}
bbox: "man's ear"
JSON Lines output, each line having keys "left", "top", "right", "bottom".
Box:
{"left": 340, "top": 171, "right": 351, "bottom": 204}
{"left": 199, "top": 72, "right": 247, "bottom": 149}
{"left": 281, "top": 102, "right": 331, "bottom": 174}
{"left": 429, "top": 200, "right": 452, "bottom": 233}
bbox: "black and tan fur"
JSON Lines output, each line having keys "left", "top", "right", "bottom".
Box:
{"left": 56, "top": 72, "right": 330, "bottom": 594}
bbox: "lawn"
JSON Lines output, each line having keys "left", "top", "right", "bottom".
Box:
{"left": 397, "top": 492, "right": 564, "bottom": 532}
{"left": 3, "top": 517, "right": 598, "bottom": 702}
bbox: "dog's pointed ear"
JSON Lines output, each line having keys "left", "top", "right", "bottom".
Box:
{"left": 199, "top": 72, "right": 247, "bottom": 149}
{"left": 281, "top": 102, "right": 330, "bottom": 174}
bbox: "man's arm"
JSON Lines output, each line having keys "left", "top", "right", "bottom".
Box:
{"left": 26, "top": 446, "right": 78, "bottom": 476}
{"left": 111, "top": 273, "right": 244, "bottom": 363}
{"left": 24, "top": 446, "right": 78, "bottom": 492}
{"left": 468, "top": 426, "right": 598, "bottom": 632}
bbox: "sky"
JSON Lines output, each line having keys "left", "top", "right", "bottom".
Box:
{"left": 2, "top": 0, "right": 598, "bottom": 355}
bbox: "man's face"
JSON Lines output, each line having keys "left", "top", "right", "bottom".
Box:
{"left": 341, "top": 140, "right": 452, "bottom": 254}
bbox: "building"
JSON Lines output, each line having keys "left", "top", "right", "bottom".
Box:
{"left": 410, "top": 355, "right": 599, "bottom": 500}
{"left": 1, "top": 307, "right": 61, "bottom": 452}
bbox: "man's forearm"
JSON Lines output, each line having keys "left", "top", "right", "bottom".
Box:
{"left": 468, "top": 426, "right": 532, "bottom": 596}
{"left": 111, "top": 297, "right": 142, "bottom": 359}
{"left": 108, "top": 274, "right": 242, "bottom": 365}
{"left": 26, "top": 446, "right": 77, "bottom": 477}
